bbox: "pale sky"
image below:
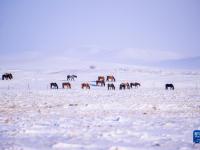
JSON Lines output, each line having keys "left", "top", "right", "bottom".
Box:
{"left": 0, "top": 0, "right": 200, "bottom": 64}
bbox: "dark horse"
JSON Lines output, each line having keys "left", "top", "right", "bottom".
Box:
{"left": 2, "top": 73, "right": 13, "bottom": 80}
{"left": 67, "top": 75, "right": 77, "bottom": 81}
{"left": 98, "top": 76, "right": 105, "bottom": 81}
{"left": 96, "top": 80, "right": 105, "bottom": 86}
{"left": 165, "top": 84, "right": 174, "bottom": 90}
{"left": 50, "top": 83, "right": 58, "bottom": 89}
{"left": 81, "top": 83, "right": 90, "bottom": 89}
{"left": 62, "top": 82, "right": 71, "bottom": 89}
{"left": 130, "top": 82, "right": 141, "bottom": 88}
{"left": 119, "top": 83, "right": 130, "bottom": 90}
{"left": 107, "top": 83, "right": 115, "bottom": 90}
{"left": 106, "top": 75, "right": 116, "bottom": 82}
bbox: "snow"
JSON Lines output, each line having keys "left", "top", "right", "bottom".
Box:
{"left": 0, "top": 62, "right": 200, "bottom": 150}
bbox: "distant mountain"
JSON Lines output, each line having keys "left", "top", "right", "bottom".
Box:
{"left": 155, "top": 56, "right": 200, "bottom": 70}
{"left": 1, "top": 49, "right": 200, "bottom": 71}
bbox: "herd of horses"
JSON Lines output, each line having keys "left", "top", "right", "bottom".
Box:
{"left": 50, "top": 82, "right": 91, "bottom": 89}
{"left": 1, "top": 72, "right": 175, "bottom": 90}
{"left": 50, "top": 75, "right": 175, "bottom": 90}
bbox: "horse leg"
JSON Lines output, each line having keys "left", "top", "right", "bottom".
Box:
{"left": 107, "top": 77, "right": 109, "bottom": 82}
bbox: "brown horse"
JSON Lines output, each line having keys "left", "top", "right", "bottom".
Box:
{"left": 107, "top": 83, "right": 115, "bottom": 90}
{"left": 62, "top": 82, "right": 71, "bottom": 89}
{"left": 81, "top": 83, "right": 90, "bottom": 89}
{"left": 106, "top": 76, "right": 115, "bottom": 82}
{"left": 130, "top": 82, "right": 141, "bottom": 88}
{"left": 98, "top": 76, "right": 105, "bottom": 81}
{"left": 2, "top": 73, "right": 13, "bottom": 80}
{"left": 96, "top": 80, "right": 105, "bottom": 86}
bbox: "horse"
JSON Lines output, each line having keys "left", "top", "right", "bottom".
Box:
{"left": 2, "top": 73, "right": 13, "bottom": 80}
{"left": 96, "top": 80, "right": 105, "bottom": 86}
{"left": 67, "top": 75, "right": 77, "bottom": 81}
{"left": 119, "top": 83, "right": 126, "bottom": 90}
{"left": 50, "top": 83, "right": 58, "bottom": 89}
{"left": 62, "top": 82, "right": 71, "bottom": 89}
{"left": 98, "top": 76, "right": 105, "bottom": 81}
{"left": 106, "top": 75, "right": 116, "bottom": 82}
{"left": 125, "top": 82, "right": 130, "bottom": 89}
{"left": 165, "top": 84, "right": 174, "bottom": 90}
{"left": 107, "top": 83, "right": 115, "bottom": 90}
{"left": 119, "top": 83, "right": 130, "bottom": 90}
{"left": 130, "top": 82, "right": 141, "bottom": 88}
{"left": 81, "top": 83, "right": 90, "bottom": 89}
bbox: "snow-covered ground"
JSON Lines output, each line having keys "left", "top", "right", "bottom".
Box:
{"left": 0, "top": 62, "right": 200, "bottom": 150}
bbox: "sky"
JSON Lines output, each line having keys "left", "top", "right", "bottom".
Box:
{"left": 0, "top": 0, "right": 200, "bottom": 65}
